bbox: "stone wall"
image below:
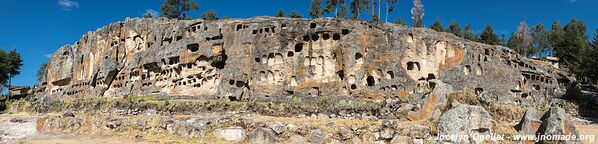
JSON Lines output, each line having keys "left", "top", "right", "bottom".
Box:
{"left": 35, "top": 17, "right": 568, "bottom": 106}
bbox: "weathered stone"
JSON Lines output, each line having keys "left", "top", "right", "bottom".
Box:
{"left": 34, "top": 17, "right": 567, "bottom": 110}
{"left": 437, "top": 104, "right": 493, "bottom": 143}
{"left": 167, "top": 118, "right": 209, "bottom": 137}
{"left": 269, "top": 122, "right": 285, "bottom": 134}
{"left": 213, "top": 127, "right": 245, "bottom": 142}
{"left": 407, "top": 124, "right": 430, "bottom": 139}
{"left": 248, "top": 127, "right": 278, "bottom": 144}
{"left": 379, "top": 127, "right": 395, "bottom": 140}
{"left": 308, "top": 129, "right": 331, "bottom": 144}
{"left": 338, "top": 127, "right": 353, "bottom": 140}
{"left": 515, "top": 108, "right": 543, "bottom": 135}
{"left": 409, "top": 80, "right": 453, "bottom": 121}
{"left": 536, "top": 106, "right": 580, "bottom": 144}
{"left": 289, "top": 134, "right": 307, "bottom": 143}
{"left": 62, "top": 111, "right": 76, "bottom": 117}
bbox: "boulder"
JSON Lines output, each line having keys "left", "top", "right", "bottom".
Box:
{"left": 515, "top": 108, "right": 543, "bottom": 135}
{"left": 167, "top": 118, "right": 209, "bottom": 137}
{"left": 213, "top": 127, "right": 245, "bottom": 142}
{"left": 536, "top": 106, "right": 580, "bottom": 144}
{"left": 338, "top": 127, "right": 353, "bottom": 140}
{"left": 308, "top": 129, "right": 331, "bottom": 144}
{"left": 437, "top": 104, "right": 493, "bottom": 143}
{"left": 409, "top": 80, "right": 453, "bottom": 121}
{"left": 269, "top": 122, "right": 285, "bottom": 134}
{"left": 248, "top": 127, "right": 278, "bottom": 144}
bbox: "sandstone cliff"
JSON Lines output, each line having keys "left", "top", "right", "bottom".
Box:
{"left": 35, "top": 17, "right": 566, "bottom": 106}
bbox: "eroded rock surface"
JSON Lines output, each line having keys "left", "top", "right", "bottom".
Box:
{"left": 34, "top": 17, "right": 567, "bottom": 107}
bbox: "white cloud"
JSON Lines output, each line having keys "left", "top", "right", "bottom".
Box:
{"left": 57, "top": 0, "right": 79, "bottom": 11}
{"left": 145, "top": 9, "right": 160, "bottom": 18}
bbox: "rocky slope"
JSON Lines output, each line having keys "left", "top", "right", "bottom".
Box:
{"left": 15, "top": 17, "right": 588, "bottom": 143}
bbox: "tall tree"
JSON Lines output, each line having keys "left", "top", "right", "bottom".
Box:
{"left": 160, "top": 0, "right": 199, "bottom": 19}
{"left": 508, "top": 21, "right": 533, "bottom": 55}
{"left": 583, "top": 29, "right": 598, "bottom": 82}
{"left": 0, "top": 49, "right": 7, "bottom": 93}
{"left": 199, "top": 9, "right": 218, "bottom": 21}
{"left": 1, "top": 48, "right": 23, "bottom": 101}
{"left": 530, "top": 24, "right": 550, "bottom": 57}
{"left": 350, "top": 0, "right": 367, "bottom": 19}
{"left": 479, "top": 24, "right": 500, "bottom": 45}
{"left": 324, "top": 0, "right": 345, "bottom": 18}
{"left": 448, "top": 20, "right": 462, "bottom": 37}
{"left": 276, "top": 9, "right": 285, "bottom": 17}
{"left": 309, "top": 0, "right": 323, "bottom": 18}
{"left": 463, "top": 24, "right": 476, "bottom": 41}
{"left": 338, "top": 2, "right": 349, "bottom": 18}
{"left": 430, "top": 20, "right": 443, "bottom": 32}
{"left": 289, "top": 10, "right": 303, "bottom": 18}
{"left": 385, "top": 0, "right": 398, "bottom": 23}
{"left": 410, "top": 0, "right": 424, "bottom": 27}
{"left": 554, "top": 18, "right": 586, "bottom": 72}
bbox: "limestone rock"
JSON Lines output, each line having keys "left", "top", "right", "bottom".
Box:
{"left": 515, "top": 108, "right": 543, "bottom": 135}
{"left": 338, "top": 127, "right": 353, "bottom": 140}
{"left": 536, "top": 106, "right": 580, "bottom": 144}
{"left": 269, "top": 122, "right": 285, "bottom": 134}
{"left": 437, "top": 104, "right": 493, "bottom": 143}
{"left": 409, "top": 80, "right": 453, "bottom": 121}
{"left": 33, "top": 17, "right": 567, "bottom": 109}
{"left": 308, "top": 129, "right": 331, "bottom": 144}
{"left": 213, "top": 127, "right": 245, "bottom": 142}
{"left": 248, "top": 127, "right": 278, "bottom": 144}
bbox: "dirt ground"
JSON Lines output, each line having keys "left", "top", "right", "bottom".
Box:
{"left": 576, "top": 124, "right": 598, "bottom": 144}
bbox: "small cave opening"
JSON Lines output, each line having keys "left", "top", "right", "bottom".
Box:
{"left": 255, "top": 57, "right": 261, "bottom": 63}
{"left": 311, "top": 33, "right": 319, "bottom": 41}
{"left": 337, "top": 70, "right": 345, "bottom": 80}
{"left": 355, "top": 53, "right": 363, "bottom": 60}
{"left": 521, "top": 93, "right": 528, "bottom": 98}
{"left": 295, "top": 43, "right": 304, "bottom": 52}
{"left": 322, "top": 33, "right": 330, "bottom": 40}
{"left": 350, "top": 84, "right": 357, "bottom": 90}
{"left": 252, "top": 30, "right": 258, "bottom": 34}
{"left": 235, "top": 81, "right": 246, "bottom": 88}
{"left": 475, "top": 88, "right": 484, "bottom": 95}
{"left": 386, "top": 71, "right": 394, "bottom": 79}
{"left": 187, "top": 43, "right": 199, "bottom": 52}
{"left": 366, "top": 76, "right": 375, "bottom": 86}
{"left": 342, "top": 29, "right": 350, "bottom": 35}
{"left": 332, "top": 33, "right": 341, "bottom": 40}
{"left": 229, "top": 80, "right": 235, "bottom": 85}
{"left": 303, "top": 35, "right": 310, "bottom": 42}
{"left": 310, "top": 23, "right": 317, "bottom": 28}
{"left": 236, "top": 24, "right": 242, "bottom": 31}
{"left": 407, "top": 62, "right": 420, "bottom": 71}
{"left": 287, "top": 51, "right": 294, "bottom": 57}
{"left": 426, "top": 73, "right": 436, "bottom": 81}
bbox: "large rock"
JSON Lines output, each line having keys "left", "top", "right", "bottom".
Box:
{"left": 409, "top": 80, "right": 453, "bottom": 121}
{"left": 515, "top": 108, "right": 543, "bottom": 135}
{"left": 248, "top": 127, "right": 278, "bottom": 144}
{"left": 437, "top": 104, "right": 494, "bottom": 143}
{"left": 308, "top": 129, "right": 331, "bottom": 144}
{"left": 34, "top": 17, "right": 567, "bottom": 108}
{"left": 213, "top": 127, "right": 245, "bottom": 142}
{"left": 167, "top": 118, "right": 209, "bottom": 137}
{"left": 536, "top": 106, "right": 580, "bottom": 144}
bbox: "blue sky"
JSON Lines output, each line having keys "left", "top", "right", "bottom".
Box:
{"left": 0, "top": 0, "right": 596, "bottom": 87}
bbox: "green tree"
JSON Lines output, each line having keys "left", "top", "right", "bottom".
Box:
{"left": 289, "top": 10, "right": 303, "bottom": 18}
{"left": 143, "top": 12, "right": 155, "bottom": 18}
{"left": 309, "top": 0, "right": 323, "bottom": 18}
{"left": 530, "top": 24, "right": 550, "bottom": 57}
{"left": 395, "top": 17, "right": 407, "bottom": 25}
{"left": 583, "top": 29, "right": 598, "bottom": 82}
{"left": 0, "top": 48, "right": 23, "bottom": 101}
{"left": 463, "top": 24, "right": 476, "bottom": 41}
{"left": 37, "top": 63, "right": 47, "bottom": 83}
{"left": 350, "top": 0, "right": 368, "bottom": 19}
{"left": 479, "top": 24, "right": 500, "bottom": 45}
{"left": 160, "top": 0, "right": 199, "bottom": 19}
{"left": 276, "top": 9, "right": 285, "bottom": 17}
{"left": 199, "top": 9, "right": 218, "bottom": 21}
{"left": 448, "top": 20, "right": 462, "bottom": 37}
{"left": 324, "top": 0, "right": 345, "bottom": 18}
{"left": 338, "top": 2, "right": 349, "bottom": 18}
{"left": 429, "top": 20, "right": 443, "bottom": 32}
{"left": 554, "top": 18, "right": 586, "bottom": 73}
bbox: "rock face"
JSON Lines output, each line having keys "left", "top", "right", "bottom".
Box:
{"left": 536, "top": 106, "right": 580, "bottom": 144}
{"left": 35, "top": 17, "right": 567, "bottom": 106}
{"left": 437, "top": 104, "right": 494, "bottom": 143}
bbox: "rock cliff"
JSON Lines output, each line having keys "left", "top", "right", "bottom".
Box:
{"left": 36, "top": 17, "right": 567, "bottom": 106}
